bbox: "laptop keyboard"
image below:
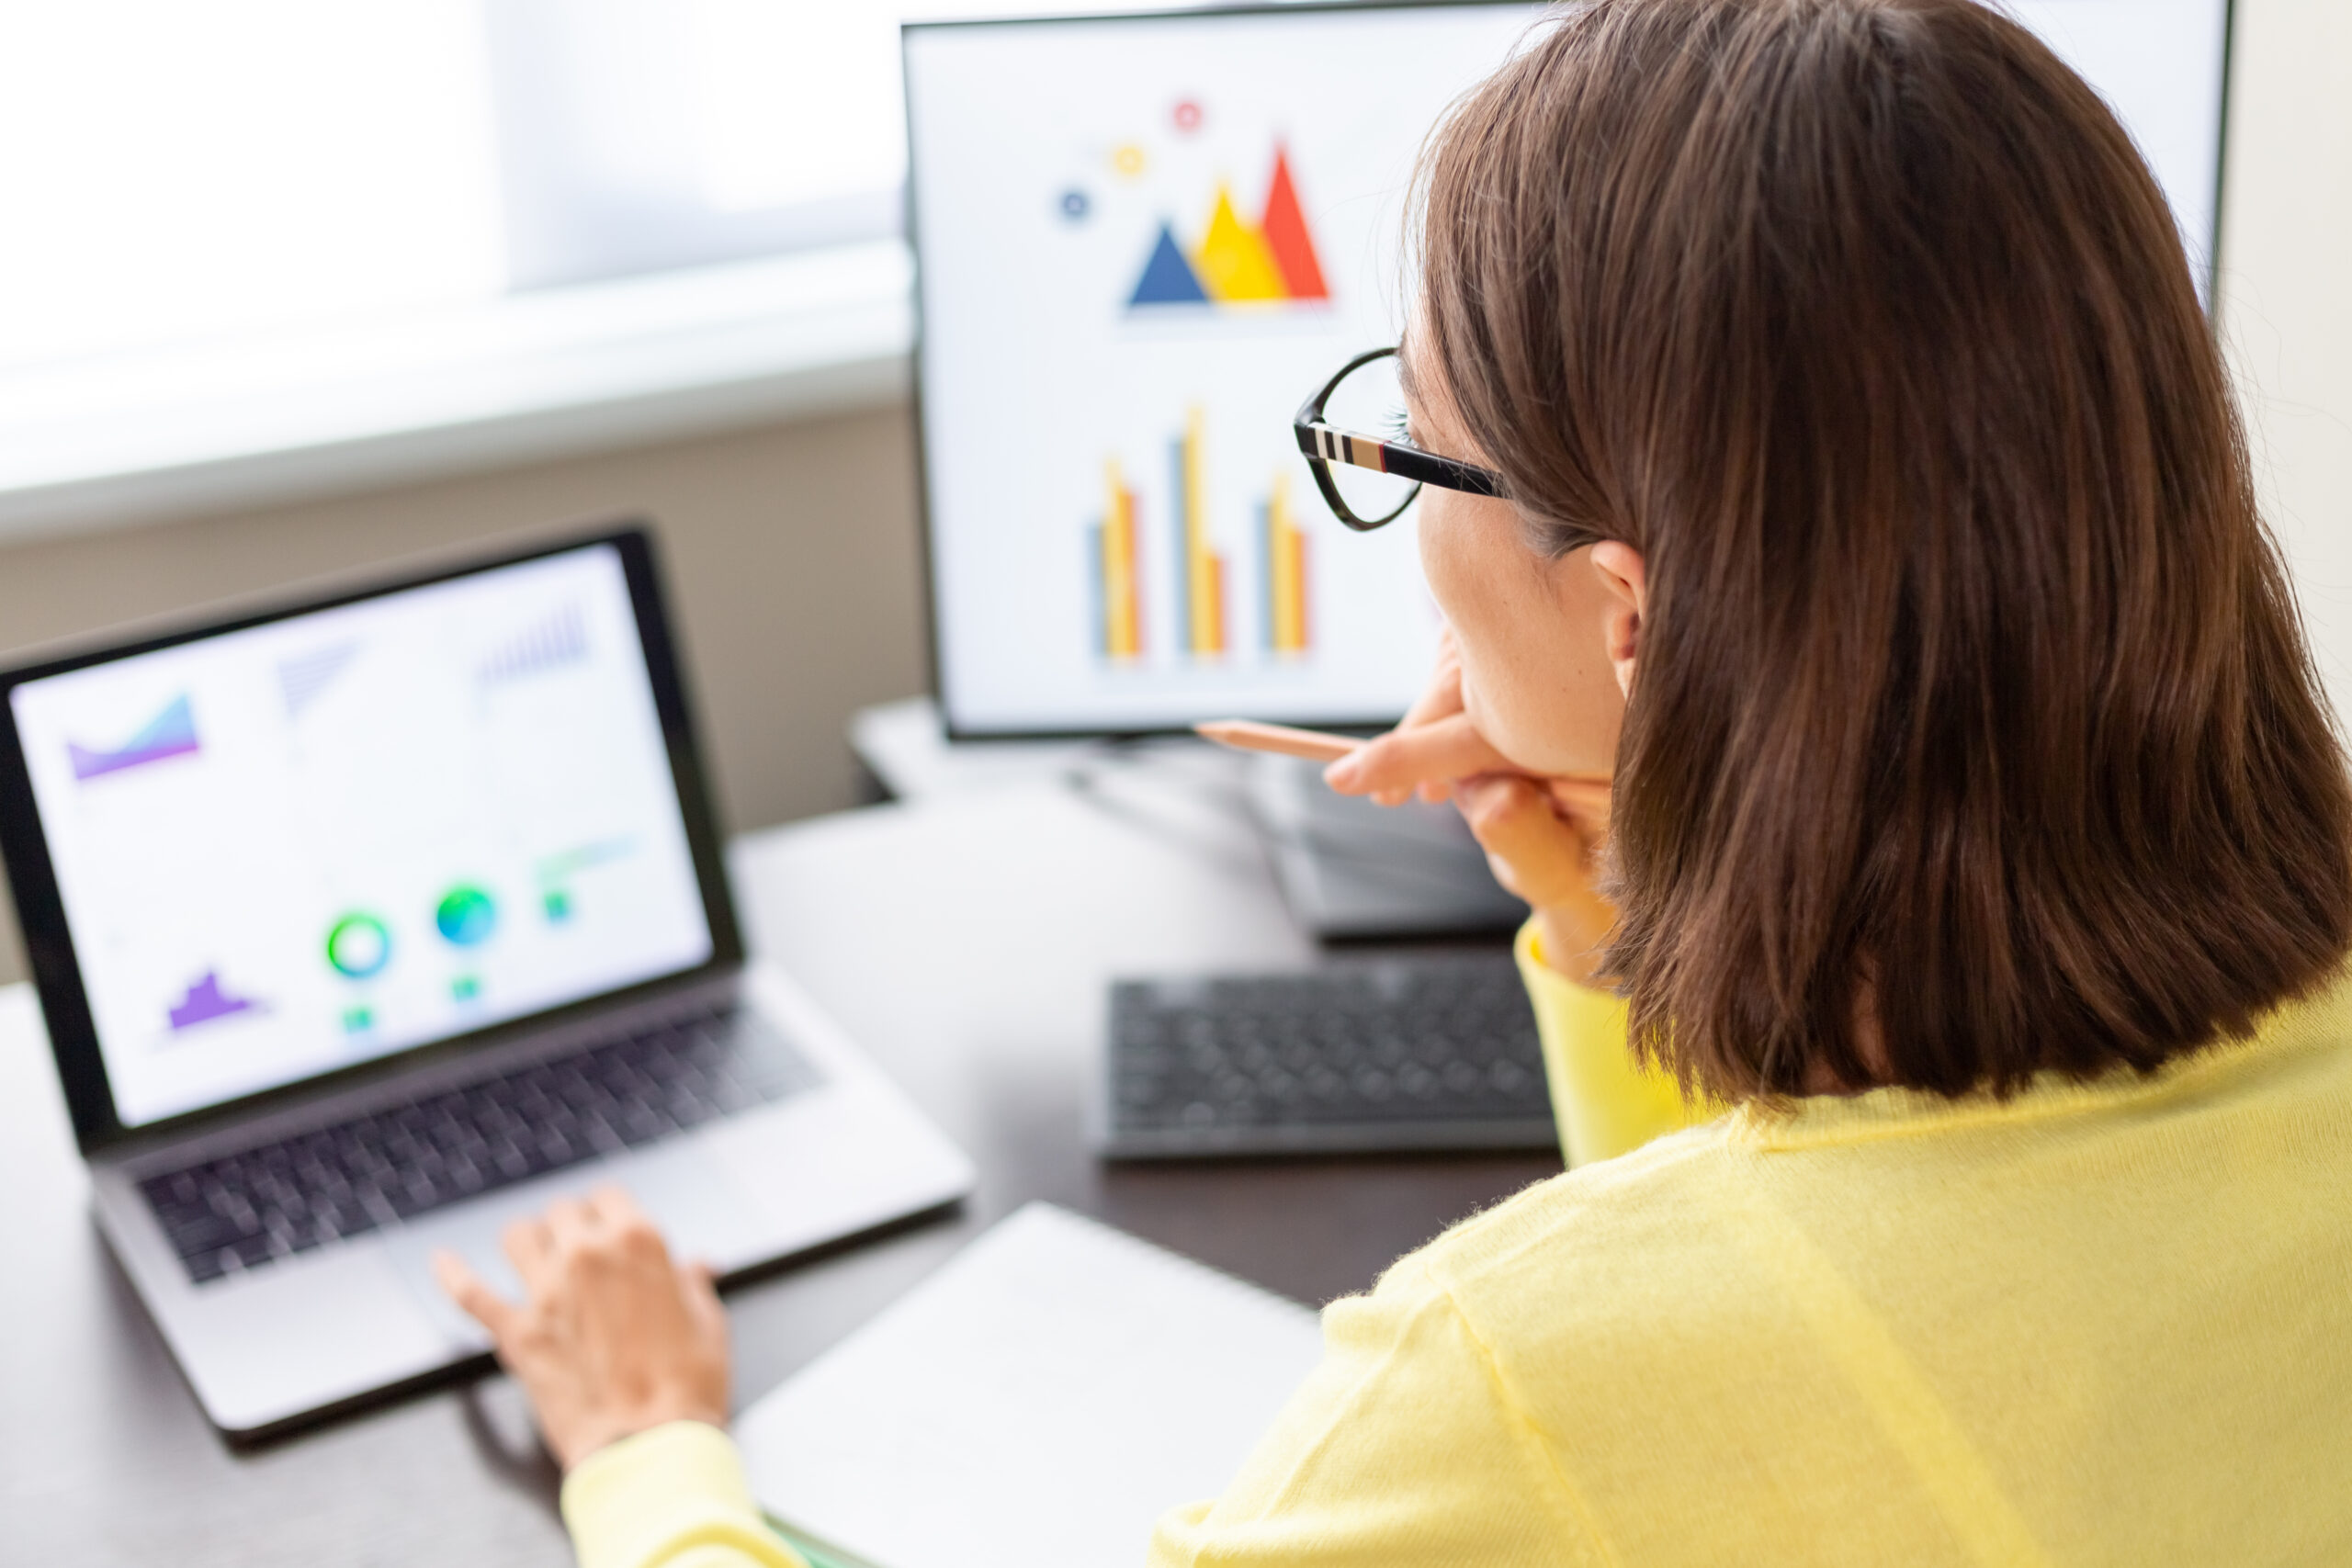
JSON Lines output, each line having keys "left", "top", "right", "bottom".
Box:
{"left": 1102, "top": 953, "right": 1560, "bottom": 1156}
{"left": 140, "top": 1000, "right": 821, "bottom": 1285}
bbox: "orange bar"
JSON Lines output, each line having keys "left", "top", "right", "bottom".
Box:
{"left": 1205, "top": 554, "right": 1227, "bottom": 655}
{"left": 1283, "top": 525, "right": 1307, "bottom": 653}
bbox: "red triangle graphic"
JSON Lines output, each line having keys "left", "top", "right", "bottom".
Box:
{"left": 1259, "top": 143, "right": 1329, "bottom": 301}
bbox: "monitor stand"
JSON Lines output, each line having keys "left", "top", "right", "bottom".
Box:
{"left": 1243, "top": 753, "right": 1525, "bottom": 942}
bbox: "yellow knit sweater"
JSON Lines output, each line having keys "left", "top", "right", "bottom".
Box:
{"left": 568, "top": 927, "right": 2352, "bottom": 1566}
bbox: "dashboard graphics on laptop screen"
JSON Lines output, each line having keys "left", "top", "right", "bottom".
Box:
{"left": 902, "top": 0, "right": 2231, "bottom": 739}
{"left": 1, "top": 538, "right": 722, "bottom": 1133}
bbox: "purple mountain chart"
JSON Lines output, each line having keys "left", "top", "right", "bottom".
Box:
{"left": 167, "top": 970, "right": 262, "bottom": 1032}
{"left": 69, "top": 694, "right": 199, "bottom": 782}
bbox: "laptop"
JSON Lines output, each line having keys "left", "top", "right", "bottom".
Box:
{"left": 0, "top": 525, "right": 974, "bottom": 1438}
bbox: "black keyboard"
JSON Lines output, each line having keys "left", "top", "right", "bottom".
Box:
{"left": 1099, "top": 953, "right": 1559, "bottom": 1156}
{"left": 140, "top": 1000, "right": 820, "bottom": 1285}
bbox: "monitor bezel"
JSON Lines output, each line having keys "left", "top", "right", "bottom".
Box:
{"left": 899, "top": 0, "right": 2236, "bottom": 741}
{"left": 0, "top": 523, "right": 747, "bottom": 1155}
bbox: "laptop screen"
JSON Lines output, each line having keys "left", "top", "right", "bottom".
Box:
{"left": 6, "top": 540, "right": 716, "bottom": 1130}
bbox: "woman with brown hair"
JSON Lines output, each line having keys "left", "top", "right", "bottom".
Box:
{"left": 444, "top": 1, "right": 2352, "bottom": 1562}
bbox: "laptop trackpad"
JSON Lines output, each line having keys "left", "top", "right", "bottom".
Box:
{"left": 385, "top": 1138, "right": 765, "bottom": 1349}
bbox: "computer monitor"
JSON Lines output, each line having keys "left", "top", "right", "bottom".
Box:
{"left": 904, "top": 0, "right": 2232, "bottom": 740}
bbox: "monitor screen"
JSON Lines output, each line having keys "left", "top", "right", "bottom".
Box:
{"left": 6, "top": 542, "right": 716, "bottom": 1129}
{"left": 904, "top": 0, "right": 2230, "bottom": 739}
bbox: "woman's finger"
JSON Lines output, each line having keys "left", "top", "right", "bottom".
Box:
{"left": 582, "top": 1183, "right": 643, "bottom": 1241}
{"left": 502, "top": 1214, "right": 560, "bottom": 1297}
{"left": 1546, "top": 776, "right": 1613, "bottom": 832}
{"left": 542, "top": 1196, "right": 600, "bottom": 1273}
{"left": 590, "top": 1184, "right": 673, "bottom": 1267}
{"left": 1455, "top": 775, "right": 1597, "bottom": 908}
{"left": 681, "top": 1260, "right": 728, "bottom": 1342}
{"left": 1326, "top": 712, "right": 1515, "bottom": 798}
{"left": 433, "top": 1248, "right": 520, "bottom": 1341}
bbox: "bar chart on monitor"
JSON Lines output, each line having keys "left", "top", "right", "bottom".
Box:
{"left": 1088, "top": 409, "right": 1313, "bottom": 669}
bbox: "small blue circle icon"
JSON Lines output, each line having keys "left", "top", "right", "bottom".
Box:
{"left": 1059, "top": 188, "right": 1091, "bottom": 222}
{"left": 435, "top": 886, "right": 498, "bottom": 947}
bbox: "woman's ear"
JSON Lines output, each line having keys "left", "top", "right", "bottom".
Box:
{"left": 1589, "top": 542, "right": 1646, "bottom": 696}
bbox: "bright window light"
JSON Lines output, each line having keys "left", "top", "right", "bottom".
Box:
{"left": 0, "top": 0, "right": 503, "bottom": 373}
{"left": 689, "top": 0, "right": 909, "bottom": 213}
{"left": 0, "top": 0, "right": 1111, "bottom": 377}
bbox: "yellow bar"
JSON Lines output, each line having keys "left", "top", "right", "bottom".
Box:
{"left": 1184, "top": 407, "right": 1220, "bottom": 657}
{"left": 1268, "top": 472, "right": 1303, "bottom": 654}
{"left": 1103, "top": 458, "right": 1138, "bottom": 660}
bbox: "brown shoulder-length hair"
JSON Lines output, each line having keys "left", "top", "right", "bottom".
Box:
{"left": 1419, "top": 0, "right": 2352, "bottom": 1099}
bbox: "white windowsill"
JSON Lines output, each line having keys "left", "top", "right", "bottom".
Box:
{"left": 0, "top": 242, "right": 916, "bottom": 546}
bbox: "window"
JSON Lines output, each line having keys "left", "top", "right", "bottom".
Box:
{"left": 0, "top": 0, "right": 1094, "bottom": 527}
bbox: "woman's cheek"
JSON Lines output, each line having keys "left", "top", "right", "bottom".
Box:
{"left": 1418, "top": 492, "right": 1519, "bottom": 643}
{"left": 1415, "top": 491, "right": 1474, "bottom": 626}
{"left": 1456, "top": 642, "right": 1547, "bottom": 771}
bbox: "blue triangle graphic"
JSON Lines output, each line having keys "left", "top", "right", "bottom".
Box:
{"left": 1128, "top": 222, "right": 1209, "bottom": 307}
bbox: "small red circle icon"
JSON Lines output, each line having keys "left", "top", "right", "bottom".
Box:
{"left": 1172, "top": 99, "right": 1203, "bottom": 133}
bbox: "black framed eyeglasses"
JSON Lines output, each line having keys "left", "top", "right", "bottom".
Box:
{"left": 1294, "top": 345, "right": 1506, "bottom": 530}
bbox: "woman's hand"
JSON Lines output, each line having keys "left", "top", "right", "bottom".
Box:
{"left": 1450, "top": 774, "right": 1616, "bottom": 986}
{"left": 1324, "top": 632, "right": 1618, "bottom": 984}
{"left": 434, "top": 1185, "right": 729, "bottom": 1472}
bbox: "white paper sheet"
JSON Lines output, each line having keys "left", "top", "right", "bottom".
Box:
{"left": 735, "top": 1202, "right": 1327, "bottom": 1568}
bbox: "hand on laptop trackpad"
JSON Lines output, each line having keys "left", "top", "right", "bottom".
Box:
{"left": 384, "top": 1140, "right": 763, "bottom": 1349}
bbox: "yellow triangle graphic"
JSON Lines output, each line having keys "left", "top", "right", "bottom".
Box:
{"left": 1193, "top": 184, "right": 1288, "bottom": 303}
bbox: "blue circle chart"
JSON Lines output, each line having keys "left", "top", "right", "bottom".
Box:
{"left": 435, "top": 886, "right": 498, "bottom": 947}
{"left": 325, "top": 913, "right": 391, "bottom": 979}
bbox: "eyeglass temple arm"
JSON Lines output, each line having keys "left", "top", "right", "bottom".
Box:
{"left": 1294, "top": 419, "right": 1504, "bottom": 499}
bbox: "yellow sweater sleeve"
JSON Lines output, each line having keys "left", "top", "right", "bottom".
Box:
{"left": 560, "top": 1422, "right": 808, "bottom": 1568}
{"left": 1513, "top": 917, "right": 1708, "bottom": 1166}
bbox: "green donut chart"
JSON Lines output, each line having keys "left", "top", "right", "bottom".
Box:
{"left": 435, "top": 885, "right": 498, "bottom": 947}
{"left": 325, "top": 913, "right": 391, "bottom": 979}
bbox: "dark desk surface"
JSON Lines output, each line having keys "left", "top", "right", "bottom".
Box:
{"left": 1, "top": 768, "right": 1555, "bottom": 1565}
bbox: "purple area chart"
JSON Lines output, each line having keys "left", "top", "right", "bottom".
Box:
{"left": 167, "top": 970, "right": 262, "bottom": 1032}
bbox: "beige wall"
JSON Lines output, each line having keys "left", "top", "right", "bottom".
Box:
{"left": 2222, "top": 0, "right": 2352, "bottom": 725}
{"left": 0, "top": 404, "right": 930, "bottom": 983}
